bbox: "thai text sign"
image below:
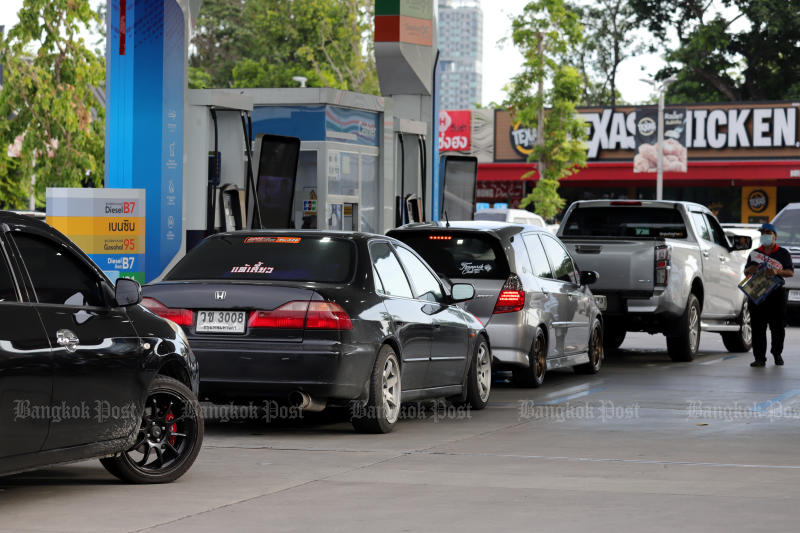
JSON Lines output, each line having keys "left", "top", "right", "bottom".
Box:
{"left": 46, "top": 188, "right": 146, "bottom": 283}
{"left": 439, "top": 110, "right": 471, "bottom": 152}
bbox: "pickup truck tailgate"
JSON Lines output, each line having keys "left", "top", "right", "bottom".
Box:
{"left": 562, "top": 239, "right": 657, "bottom": 293}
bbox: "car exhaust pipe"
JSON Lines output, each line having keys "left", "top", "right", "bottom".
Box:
{"left": 288, "top": 390, "right": 327, "bottom": 412}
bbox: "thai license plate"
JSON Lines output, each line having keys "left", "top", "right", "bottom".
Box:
{"left": 196, "top": 310, "right": 247, "bottom": 333}
{"left": 594, "top": 294, "right": 607, "bottom": 311}
{"left": 788, "top": 290, "right": 800, "bottom": 302}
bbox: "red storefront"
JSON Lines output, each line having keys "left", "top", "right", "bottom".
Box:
{"left": 444, "top": 103, "right": 800, "bottom": 223}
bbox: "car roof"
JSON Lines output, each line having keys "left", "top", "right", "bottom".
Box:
{"left": 209, "top": 229, "right": 384, "bottom": 241}
{"left": 389, "top": 220, "right": 551, "bottom": 239}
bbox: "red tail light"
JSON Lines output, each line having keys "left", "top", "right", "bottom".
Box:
{"left": 305, "top": 302, "right": 353, "bottom": 330}
{"left": 141, "top": 297, "right": 193, "bottom": 326}
{"left": 248, "top": 301, "right": 353, "bottom": 330}
{"left": 248, "top": 301, "right": 308, "bottom": 329}
{"left": 493, "top": 274, "right": 525, "bottom": 313}
{"left": 654, "top": 244, "right": 671, "bottom": 286}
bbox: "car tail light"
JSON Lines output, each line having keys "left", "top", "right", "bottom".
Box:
{"left": 493, "top": 274, "right": 525, "bottom": 314}
{"left": 610, "top": 201, "right": 642, "bottom": 206}
{"left": 248, "top": 301, "right": 353, "bottom": 330}
{"left": 654, "top": 244, "right": 671, "bottom": 286}
{"left": 141, "top": 297, "right": 193, "bottom": 326}
{"left": 305, "top": 302, "right": 353, "bottom": 330}
{"left": 248, "top": 301, "right": 308, "bottom": 329}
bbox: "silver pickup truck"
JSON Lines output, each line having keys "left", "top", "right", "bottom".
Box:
{"left": 557, "top": 200, "right": 753, "bottom": 361}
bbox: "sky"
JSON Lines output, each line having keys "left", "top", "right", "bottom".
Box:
{"left": 0, "top": 0, "right": 660, "bottom": 105}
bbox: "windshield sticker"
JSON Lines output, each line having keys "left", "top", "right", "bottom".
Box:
{"left": 460, "top": 262, "right": 493, "bottom": 275}
{"left": 230, "top": 262, "right": 274, "bottom": 274}
{"left": 244, "top": 236, "right": 301, "bottom": 244}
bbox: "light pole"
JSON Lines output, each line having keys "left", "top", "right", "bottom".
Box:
{"left": 641, "top": 75, "right": 677, "bottom": 200}
{"left": 292, "top": 76, "right": 308, "bottom": 88}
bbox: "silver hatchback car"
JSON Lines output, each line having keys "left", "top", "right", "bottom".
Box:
{"left": 388, "top": 221, "right": 604, "bottom": 387}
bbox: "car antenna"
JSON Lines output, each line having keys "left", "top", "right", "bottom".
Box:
{"left": 444, "top": 210, "right": 450, "bottom": 228}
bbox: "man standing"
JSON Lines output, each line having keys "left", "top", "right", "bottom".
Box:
{"left": 744, "top": 223, "right": 794, "bottom": 367}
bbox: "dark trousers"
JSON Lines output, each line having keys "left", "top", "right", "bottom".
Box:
{"left": 749, "top": 288, "right": 787, "bottom": 362}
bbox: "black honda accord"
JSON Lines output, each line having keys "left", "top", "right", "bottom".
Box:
{"left": 143, "top": 231, "right": 491, "bottom": 433}
{"left": 0, "top": 212, "right": 203, "bottom": 483}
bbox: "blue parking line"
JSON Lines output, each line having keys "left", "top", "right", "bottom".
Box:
{"left": 723, "top": 355, "right": 739, "bottom": 360}
{"left": 539, "top": 387, "right": 605, "bottom": 405}
{"left": 751, "top": 389, "right": 800, "bottom": 412}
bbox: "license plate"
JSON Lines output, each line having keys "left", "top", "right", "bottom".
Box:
{"left": 789, "top": 290, "right": 800, "bottom": 302}
{"left": 196, "top": 310, "right": 247, "bottom": 333}
{"left": 594, "top": 294, "right": 607, "bottom": 311}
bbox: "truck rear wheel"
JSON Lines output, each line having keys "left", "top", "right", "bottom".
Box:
{"left": 721, "top": 302, "right": 752, "bottom": 352}
{"left": 666, "top": 294, "right": 700, "bottom": 362}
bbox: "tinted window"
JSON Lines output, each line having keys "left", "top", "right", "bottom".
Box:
{"left": 704, "top": 214, "right": 728, "bottom": 247}
{"left": 395, "top": 246, "right": 443, "bottom": 302}
{"left": 523, "top": 234, "right": 554, "bottom": 279}
{"left": 561, "top": 207, "right": 688, "bottom": 239}
{"left": 0, "top": 244, "right": 16, "bottom": 302}
{"left": 691, "top": 213, "right": 712, "bottom": 242}
{"left": 13, "top": 233, "right": 105, "bottom": 306}
{"left": 473, "top": 212, "right": 507, "bottom": 222}
{"left": 540, "top": 235, "right": 578, "bottom": 284}
{"left": 773, "top": 208, "right": 800, "bottom": 245}
{"left": 370, "top": 242, "right": 413, "bottom": 298}
{"left": 390, "top": 232, "right": 510, "bottom": 280}
{"left": 165, "top": 235, "right": 355, "bottom": 283}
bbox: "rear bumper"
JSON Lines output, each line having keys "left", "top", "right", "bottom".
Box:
{"left": 189, "top": 337, "right": 375, "bottom": 403}
{"left": 484, "top": 316, "right": 534, "bottom": 367}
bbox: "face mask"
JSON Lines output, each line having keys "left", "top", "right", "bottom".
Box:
{"left": 760, "top": 234, "right": 774, "bottom": 247}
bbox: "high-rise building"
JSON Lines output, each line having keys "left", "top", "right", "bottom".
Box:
{"left": 438, "top": 0, "right": 483, "bottom": 110}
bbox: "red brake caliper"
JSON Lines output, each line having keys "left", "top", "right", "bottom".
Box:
{"left": 166, "top": 411, "right": 177, "bottom": 445}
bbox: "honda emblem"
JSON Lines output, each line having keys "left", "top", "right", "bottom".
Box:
{"left": 214, "top": 290, "right": 226, "bottom": 301}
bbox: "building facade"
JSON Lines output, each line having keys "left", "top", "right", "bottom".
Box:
{"left": 440, "top": 103, "right": 800, "bottom": 223}
{"left": 438, "top": 0, "right": 483, "bottom": 110}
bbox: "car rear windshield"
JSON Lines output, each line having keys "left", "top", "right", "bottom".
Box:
{"left": 164, "top": 235, "right": 355, "bottom": 283}
{"left": 390, "top": 232, "right": 510, "bottom": 280}
{"left": 561, "top": 207, "right": 688, "bottom": 239}
{"left": 473, "top": 212, "right": 507, "bottom": 222}
{"left": 773, "top": 209, "right": 800, "bottom": 246}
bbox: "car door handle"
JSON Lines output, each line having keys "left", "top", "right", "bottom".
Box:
{"left": 702, "top": 250, "right": 710, "bottom": 258}
{"left": 718, "top": 255, "right": 727, "bottom": 262}
{"left": 56, "top": 329, "right": 80, "bottom": 353}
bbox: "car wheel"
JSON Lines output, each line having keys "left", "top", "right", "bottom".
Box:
{"left": 352, "top": 344, "right": 402, "bottom": 434}
{"left": 100, "top": 375, "right": 204, "bottom": 484}
{"left": 666, "top": 294, "right": 701, "bottom": 362}
{"left": 721, "top": 302, "right": 752, "bottom": 352}
{"left": 513, "top": 327, "right": 547, "bottom": 388}
{"left": 603, "top": 324, "right": 626, "bottom": 352}
{"left": 463, "top": 335, "right": 491, "bottom": 410}
{"left": 575, "top": 320, "right": 604, "bottom": 375}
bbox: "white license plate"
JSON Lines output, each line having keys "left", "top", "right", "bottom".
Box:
{"left": 196, "top": 310, "right": 247, "bottom": 333}
{"left": 594, "top": 294, "right": 607, "bottom": 311}
{"left": 789, "top": 290, "right": 800, "bottom": 302}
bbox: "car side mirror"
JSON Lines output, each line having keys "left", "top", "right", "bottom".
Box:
{"left": 451, "top": 283, "right": 475, "bottom": 303}
{"left": 115, "top": 278, "right": 142, "bottom": 307}
{"left": 731, "top": 235, "right": 752, "bottom": 251}
{"left": 580, "top": 270, "right": 599, "bottom": 286}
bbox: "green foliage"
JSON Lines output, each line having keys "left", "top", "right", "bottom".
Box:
{"left": 505, "top": 0, "right": 588, "bottom": 220}
{"left": 630, "top": 0, "right": 800, "bottom": 101}
{"left": 570, "top": 0, "right": 642, "bottom": 107}
{"left": 0, "top": 0, "right": 105, "bottom": 208}
{"left": 191, "top": 0, "right": 379, "bottom": 94}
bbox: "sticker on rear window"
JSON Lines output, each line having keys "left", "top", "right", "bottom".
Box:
{"left": 460, "top": 262, "right": 493, "bottom": 275}
{"left": 244, "top": 236, "right": 301, "bottom": 244}
{"left": 230, "top": 262, "right": 274, "bottom": 274}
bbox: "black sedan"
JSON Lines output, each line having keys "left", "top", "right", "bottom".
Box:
{"left": 0, "top": 212, "right": 203, "bottom": 483}
{"left": 143, "top": 231, "right": 491, "bottom": 433}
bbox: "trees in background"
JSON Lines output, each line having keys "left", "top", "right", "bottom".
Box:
{"left": 190, "top": 0, "right": 378, "bottom": 94}
{"left": 505, "top": 0, "right": 588, "bottom": 220}
{"left": 0, "top": 0, "right": 104, "bottom": 209}
{"left": 630, "top": 0, "right": 800, "bottom": 102}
